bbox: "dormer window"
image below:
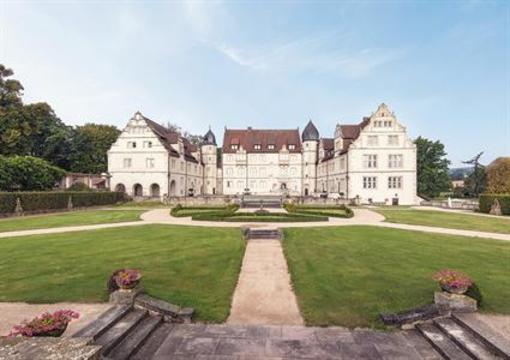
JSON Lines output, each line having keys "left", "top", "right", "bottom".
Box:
{"left": 268, "top": 144, "right": 275, "bottom": 150}
{"left": 254, "top": 144, "right": 261, "bottom": 150}
{"left": 230, "top": 144, "right": 239, "bottom": 150}
{"left": 288, "top": 144, "right": 296, "bottom": 150}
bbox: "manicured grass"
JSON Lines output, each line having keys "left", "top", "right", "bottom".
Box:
{"left": 283, "top": 226, "right": 510, "bottom": 328}
{"left": 0, "top": 210, "right": 145, "bottom": 233}
{"left": 0, "top": 225, "right": 244, "bottom": 322}
{"left": 114, "top": 200, "right": 169, "bottom": 209}
{"left": 376, "top": 209, "right": 510, "bottom": 234}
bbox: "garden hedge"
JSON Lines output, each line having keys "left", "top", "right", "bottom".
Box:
{"left": 192, "top": 211, "right": 328, "bottom": 222}
{"left": 0, "top": 191, "right": 127, "bottom": 214}
{"left": 478, "top": 194, "right": 510, "bottom": 215}
{"left": 170, "top": 204, "right": 239, "bottom": 217}
{"left": 284, "top": 203, "right": 354, "bottom": 218}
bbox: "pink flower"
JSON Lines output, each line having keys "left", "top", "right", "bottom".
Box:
{"left": 9, "top": 309, "right": 80, "bottom": 337}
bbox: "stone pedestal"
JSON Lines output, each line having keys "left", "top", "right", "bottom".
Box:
{"left": 434, "top": 291, "right": 477, "bottom": 313}
{"left": 109, "top": 287, "right": 145, "bottom": 305}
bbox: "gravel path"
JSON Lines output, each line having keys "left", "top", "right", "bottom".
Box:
{"left": 227, "top": 239, "right": 304, "bottom": 325}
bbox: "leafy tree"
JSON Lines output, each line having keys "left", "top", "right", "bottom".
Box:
{"left": 0, "top": 64, "right": 23, "bottom": 108}
{"left": 486, "top": 157, "right": 510, "bottom": 194}
{"left": 0, "top": 155, "right": 65, "bottom": 191}
{"left": 0, "top": 64, "right": 72, "bottom": 168}
{"left": 69, "top": 124, "right": 120, "bottom": 173}
{"left": 414, "top": 136, "right": 451, "bottom": 198}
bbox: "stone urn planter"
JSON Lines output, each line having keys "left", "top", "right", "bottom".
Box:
{"left": 113, "top": 269, "right": 142, "bottom": 290}
{"left": 440, "top": 284, "right": 469, "bottom": 295}
{"left": 35, "top": 324, "right": 68, "bottom": 338}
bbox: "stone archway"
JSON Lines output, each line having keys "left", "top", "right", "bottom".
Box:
{"left": 169, "top": 180, "right": 177, "bottom": 196}
{"left": 133, "top": 183, "right": 143, "bottom": 197}
{"left": 115, "top": 183, "right": 126, "bottom": 193}
{"left": 150, "top": 183, "right": 160, "bottom": 198}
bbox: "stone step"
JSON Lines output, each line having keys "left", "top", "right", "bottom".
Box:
{"left": 433, "top": 317, "right": 503, "bottom": 359}
{"left": 106, "top": 315, "right": 163, "bottom": 360}
{"left": 96, "top": 309, "right": 147, "bottom": 355}
{"left": 401, "top": 330, "right": 444, "bottom": 360}
{"left": 72, "top": 305, "right": 132, "bottom": 340}
{"left": 246, "top": 228, "right": 282, "bottom": 240}
{"left": 452, "top": 313, "right": 510, "bottom": 359}
{"left": 417, "top": 322, "right": 472, "bottom": 360}
{"left": 129, "top": 323, "right": 175, "bottom": 360}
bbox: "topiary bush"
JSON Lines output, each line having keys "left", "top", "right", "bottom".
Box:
{"left": 479, "top": 194, "right": 510, "bottom": 215}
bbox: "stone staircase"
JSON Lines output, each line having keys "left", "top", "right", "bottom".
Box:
{"left": 244, "top": 227, "right": 282, "bottom": 240}
{"left": 242, "top": 195, "right": 282, "bottom": 208}
{"left": 69, "top": 305, "right": 510, "bottom": 359}
{"left": 416, "top": 313, "right": 510, "bottom": 359}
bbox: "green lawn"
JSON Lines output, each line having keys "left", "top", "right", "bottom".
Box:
{"left": 283, "top": 226, "right": 510, "bottom": 328}
{"left": 0, "top": 225, "right": 244, "bottom": 322}
{"left": 376, "top": 209, "right": 510, "bottom": 234}
{"left": 0, "top": 210, "right": 145, "bottom": 233}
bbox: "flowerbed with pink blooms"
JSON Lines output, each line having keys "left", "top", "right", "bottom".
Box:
{"left": 9, "top": 310, "right": 80, "bottom": 337}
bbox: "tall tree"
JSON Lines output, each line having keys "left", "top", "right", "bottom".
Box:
{"left": 0, "top": 64, "right": 72, "bottom": 168}
{"left": 462, "top": 152, "right": 486, "bottom": 197}
{"left": 69, "top": 123, "right": 120, "bottom": 173}
{"left": 414, "top": 136, "right": 451, "bottom": 198}
{"left": 0, "top": 64, "right": 23, "bottom": 108}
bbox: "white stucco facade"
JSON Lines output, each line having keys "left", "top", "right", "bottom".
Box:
{"left": 108, "top": 104, "right": 418, "bottom": 204}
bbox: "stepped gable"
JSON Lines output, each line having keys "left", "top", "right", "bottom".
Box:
{"left": 223, "top": 128, "right": 302, "bottom": 153}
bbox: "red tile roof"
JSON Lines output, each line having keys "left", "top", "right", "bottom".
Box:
{"left": 222, "top": 128, "right": 302, "bottom": 153}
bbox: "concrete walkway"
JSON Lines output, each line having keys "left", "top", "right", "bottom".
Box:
{"left": 227, "top": 238, "right": 304, "bottom": 325}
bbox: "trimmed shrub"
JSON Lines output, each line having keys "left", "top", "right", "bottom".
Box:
{"left": 479, "top": 194, "right": 510, "bottom": 215}
{"left": 284, "top": 203, "right": 354, "bottom": 218}
{"left": 171, "top": 204, "right": 239, "bottom": 217}
{"left": 0, "top": 191, "right": 126, "bottom": 214}
{"left": 192, "top": 212, "right": 328, "bottom": 222}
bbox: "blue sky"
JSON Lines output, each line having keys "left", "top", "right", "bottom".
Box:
{"left": 1, "top": 0, "right": 508, "bottom": 166}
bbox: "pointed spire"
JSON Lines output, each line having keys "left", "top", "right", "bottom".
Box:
{"left": 302, "top": 120, "right": 319, "bottom": 141}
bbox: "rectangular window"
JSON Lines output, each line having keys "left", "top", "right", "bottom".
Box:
{"left": 237, "top": 180, "right": 243, "bottom": 188}
{"left": 288, "top": 144, "right": 296, "bottom": 150}
{"left": 226, "top": 168, "right": 233, "bottom": 176}
{"left": 123, "top": 158, "right": 132, "bottom": 168}
{"left": 363, "top": 176, "right": 377, "bottom": 189}
{"left": 367, "top": 135, "right": 378, "bottom": 146}
{"left": 388, "top": 135, "right": 399, "bottom": 145}
{"left": 388, "top": 154, "right": 403, "bottom": 168}
{"left": 363, "top": 154, "right": 378, "bottom": 168}
{"left": 127, "top": 141, "right": 136, "bottom": 149}
{"left": 143, "top": 141, "right": 152, "bottom": 148}
{"left": 254, "top": 144, "right": 261, "bottom": 150}
{"left": 388, "top": 176, "right": 403, "bottom": 189}
{"left": 268, "top": 144, "right": 275, "bottom": 150}
{"left": 227, "top": 181, "right": 232, "bottom": 188}
{"left": 146, "top": 158, "right": 154, "bottom": 168}
{"left": 171, "top": 159, "right": 176, "bottom": 168}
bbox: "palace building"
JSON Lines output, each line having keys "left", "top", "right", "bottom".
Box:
{"left": 107, "top": 103, "right": 418, "bottom": 204}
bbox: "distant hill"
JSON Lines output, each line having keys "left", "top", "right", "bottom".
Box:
{"left": 449, "top": 167, "right": 474, "bottom": 180}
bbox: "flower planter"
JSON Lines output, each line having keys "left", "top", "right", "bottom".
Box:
{"left": 441, "top": 284, "right": 469, "bottom": 295}
{"left": 35, "top": 324, "right": 67, "bottom": 337}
